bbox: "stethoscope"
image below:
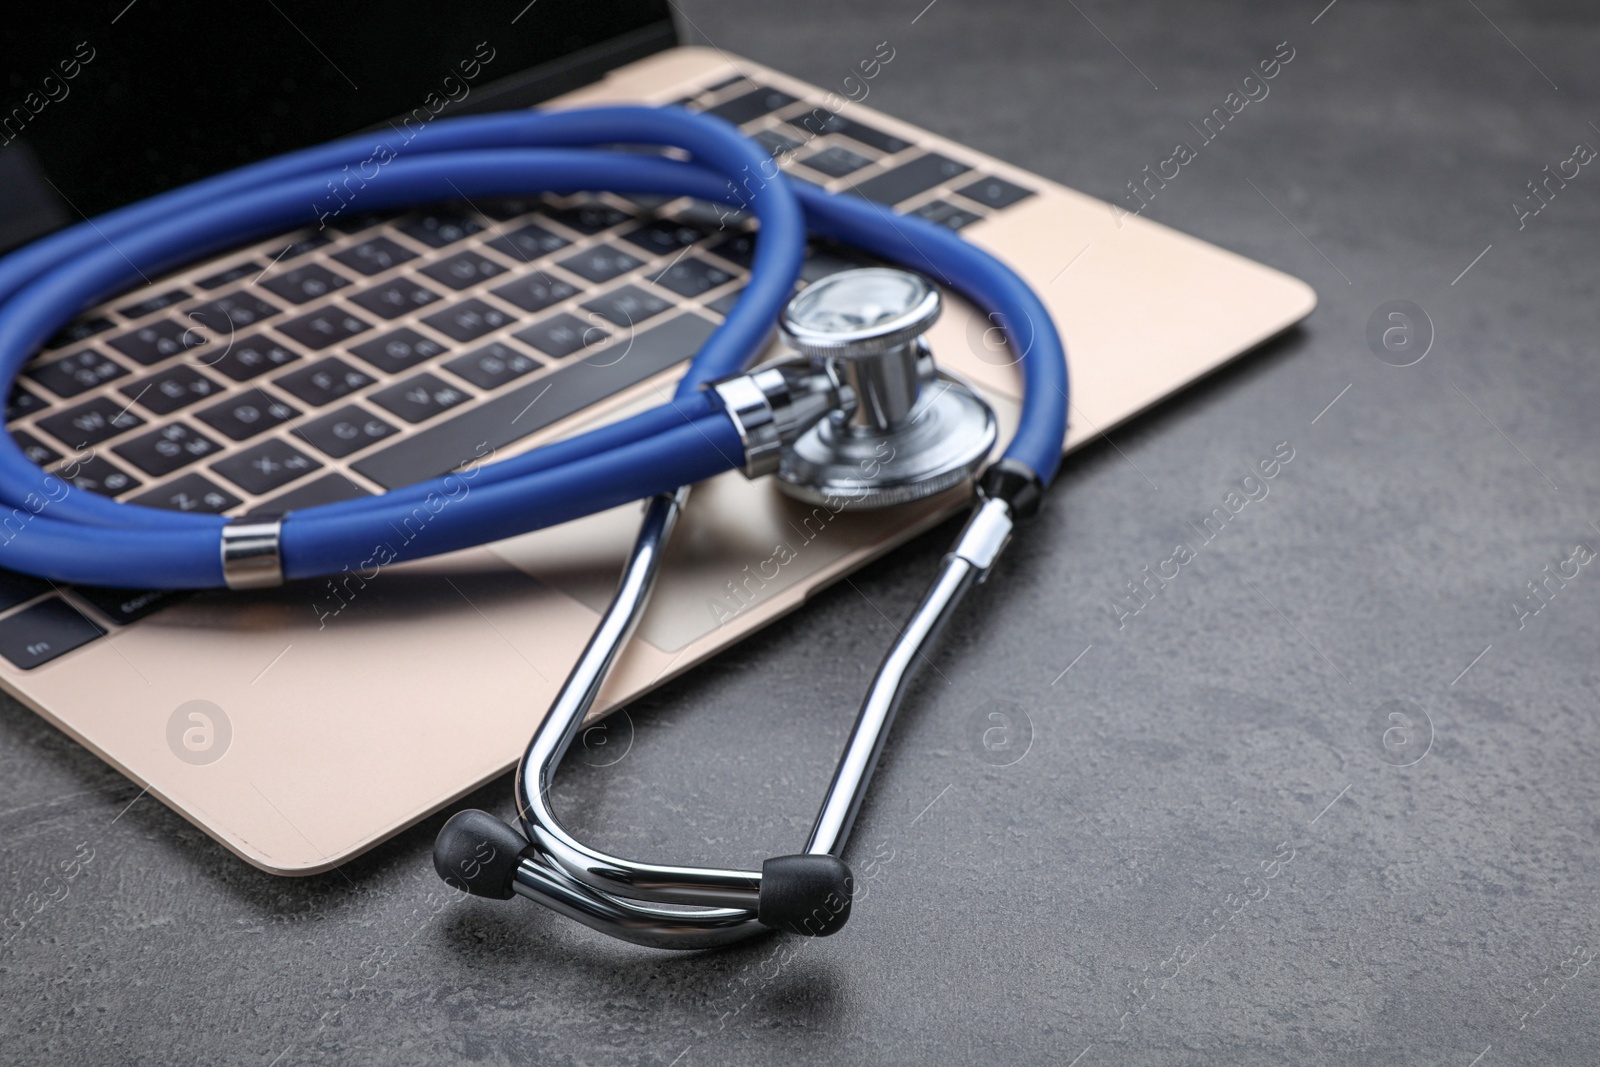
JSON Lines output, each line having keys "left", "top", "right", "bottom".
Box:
{"left": 0, "top": 106, "right": 1067, "bottom": 949}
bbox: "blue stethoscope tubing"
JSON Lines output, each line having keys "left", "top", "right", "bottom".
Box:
{"left": 0, "top": 106, "right": 1066, "bottom": 589}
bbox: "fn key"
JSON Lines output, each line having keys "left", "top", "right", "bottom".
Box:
{"left": 0, "top": 598, "right": 105, "bottom": 670}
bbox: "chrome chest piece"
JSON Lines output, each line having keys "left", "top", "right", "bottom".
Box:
{"left": 715, "top": 268, "right": 999, "bottom": 508}
{"left": 777, "top": 268, "right": 997, "bottom": 507}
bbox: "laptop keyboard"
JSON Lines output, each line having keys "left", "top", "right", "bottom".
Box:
{"left": 0, "top": 75, "right": 1036, "bottom": 668}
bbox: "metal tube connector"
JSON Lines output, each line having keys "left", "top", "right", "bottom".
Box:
{"left": 711, "top": 358, "right": 851, "bottom": 477}
{"left": 221, "top": 516, "right": 284, "bottom": 590}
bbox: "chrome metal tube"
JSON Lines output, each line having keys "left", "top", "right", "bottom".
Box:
{"left": 515, "top": 490, "right": 766, "bottom": 920}
{"left": 510, "top": 856, "right": 761, "bottom": 951}
{"left": 805, "top": 496, "right": 1014, "bottom": 856}
{"left": 446, "top": 265, "right": 1038, "bottom": 950}
{"left": 510, "top": 491, "right": 1014, "bottom": 948}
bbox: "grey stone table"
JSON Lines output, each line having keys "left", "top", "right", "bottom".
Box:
{"left": 4, "top": 1, "right": 1597, "bottom": 1063}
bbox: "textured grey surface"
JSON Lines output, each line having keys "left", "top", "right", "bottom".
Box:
{"left": 3, "top": 1, "right": 1599, "bottom": 1063}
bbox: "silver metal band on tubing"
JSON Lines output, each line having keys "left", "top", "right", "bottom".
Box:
{"left": 220, "top": 516, "right": 285, "bottom": 590}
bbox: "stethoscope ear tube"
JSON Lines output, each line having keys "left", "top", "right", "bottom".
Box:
{"left": 444, "top": 485, "right": 1029, "bottom": 948}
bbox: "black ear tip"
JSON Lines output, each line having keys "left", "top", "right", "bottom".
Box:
{"left": 757, "top": 854, "right": 854, "bottom": 937}
{"left": 433, "top": 809, "right": 531, "bottom": 900}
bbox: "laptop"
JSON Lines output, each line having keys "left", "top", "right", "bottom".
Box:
{"left": 0, "top": 2, "right": 1314, "bottom": 873}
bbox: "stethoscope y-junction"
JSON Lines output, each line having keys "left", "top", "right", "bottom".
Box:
{"left": 0, "top": 105, "right": 1067, "bottom": 949}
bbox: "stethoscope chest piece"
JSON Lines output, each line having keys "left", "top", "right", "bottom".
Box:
{"left": 775, "top": 268, "right": 997, "bottom": 508}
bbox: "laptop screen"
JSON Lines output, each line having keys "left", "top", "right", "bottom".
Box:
{"left": 0, "top": 0, "right": 673, "bottom": 251}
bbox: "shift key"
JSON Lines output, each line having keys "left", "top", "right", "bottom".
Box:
{"left": 351, "top": 313, "right": 717, "bottom": 490}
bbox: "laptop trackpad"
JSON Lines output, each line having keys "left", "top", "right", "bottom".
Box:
{"left": 489, "top": 468, "right": 952, "bottom": 653}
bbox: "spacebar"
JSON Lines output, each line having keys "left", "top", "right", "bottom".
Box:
{"left": 351, "top": 313, "right": 718, "bottom": 490}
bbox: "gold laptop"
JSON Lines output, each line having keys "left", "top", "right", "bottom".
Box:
{"left": 0, "top": 11, "right": 1313, "bottom": 873}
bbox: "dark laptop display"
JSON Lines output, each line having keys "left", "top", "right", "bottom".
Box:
{"left": 0, "top": 0, "right": 674, "bottom": 250}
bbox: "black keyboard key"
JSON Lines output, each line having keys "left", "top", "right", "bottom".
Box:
{"left": 185, "top": 291, "right": 281, "bottom": 334}
{"left": 129, "top": 472, "right": 240, "bottom": 514}
{"left": 11, "top": 430, "right": 60, "bottom": 468}
{"left": 622, "top": 219, "right": 712, "bottom": 257}
{"left": 421, "top": 251, "right": 508, "bottom": 291}
{"left": 259, "top": 263, "right": 352, "bottom": 305}
{"left": 706, "top": 86, "right": 798, "bottom": 125}
{"left": 332, "top": 236, "right": 417, "bottom": 276}
{"left": 274, "top": 357, "right": 374, "bottom": 407}
{"left": 399, "top": 211, "right": 483, "bottom": 248}
{"left": 420, "top": 298, "right": 514, "bottom": 342}
{"left": 477, "top": 198, "right": 541, "bottom": 221}
{"left": 38, "top": 397, "right": 145, "bottom": 449}
{"left": 752, "top": 129, "right": 802, "bottom": 159}
{"left": 113, "top": 422, "right": 224, "bottom": 477}
{"left": 443, "top": 342, "right": 540, "bottom": 390}
{"left": 349, "top": 278, "right": 443, "bottom": 319}
{"left": 291, "top": 404, "right": 398, "bottom": 458}
{"left": 71, "top": 586, "right": 188, "bottom": 626}
{"left": 0, "top": 598, "right": 103, "bottom": 669}
{"left": 368, "top": 372, "right": 473, "bottom": 424}
{"left": 706, "top": 287, "right": 745, "bottom": 317}
{"left": 0, "top": 568, "right": 48, "bottom": 612}
{"left": 115, "top": 288, "right": 189, "bottom": 319}
{"left": 514, "top": 312, "right": 608, "bottom": 359}
{"left": 484, "top": 222, "right": 570, "bottom": 262}
{"left": 27, "top": 349, "right": 129, "bottom": 399}
{"left": 956, "top": 175, "right": 1035, "bottom": 210}
{"left": 196, "top": 262, "right": 262, "bottom": 290}
{"left": 121, "top": 363, "right": 224, "bottom": 415}
{"left": 641, "top": 193, "right": 691, "bottom": 214}
{"left": 544, "top": 201, "right": 631, "bottom": 235}
{"left": 651, "top": 257, "right": 735, "bottom": 298}
{"left": 849, "top": 153, "right": 971, "bottom": 205}
{"left": 275, "top": 307, "right": 373, "bottom": 349}
{"left": 706, "top": 232, "right": 756, "bottom": 269}
{"left": 8, "top": 386, "right": 48, "bottom": 420}
{"left": 59, "top": 455, "right": 141, "bottom": 497}
{"left": 255, "top": 472, "right": 370, "bottom": 514}
{"left": 44, "top": 315, "right": 115, "bottom": 350}
{"left": 211, "top": 439, "right": 323, "bottom": 495}
{"left": 108, "top": 319, "right": 207, "bottom": 366}
{"left": 201, "top": 334, "right": 299, "bottom": 381}
{"left": 789, "top": 110, "right": 912, "bottom": 155}
{"left": 559, "top": 244, "right": 644, "bottom": 284}
{"left": 913, "top": 199, "right": 984, "bottom": 230}
{"left": 348, "top": 327, "right": 445, "bottom": 374}
{"left": 801, "top": 244, "right": 882, "bottom": 283}
{"left": 272, "top": 231, "right": 333, "bottom": 260}
{"left": 195, "top": 388, "right": 300, "bottom": 441}
{"left": 801, "top": 145, "right": 875, "bottom": 178}
{"left": 635, "top": 193, "right": 689, "bottom": 213}
{"left": 491, "top": 273, "right": 579, "bottom": 314}
{"left": 325, "top": 212, "right": 384, "bottom": 235}
{"left": 582, "top": 285, "right": 672, "bottom": 328}
{"left": 353, "top": 314, "right": 716, "bottom": 490}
